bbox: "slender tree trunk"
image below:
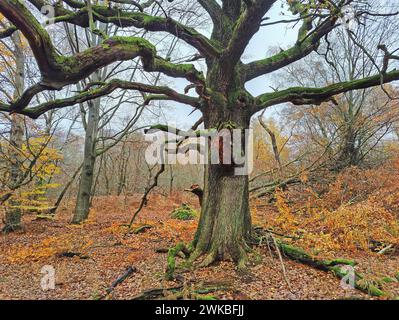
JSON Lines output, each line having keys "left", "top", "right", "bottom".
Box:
{"left": 103, "top": 154, "right": 111, "bottom": 195}
{"left": 117, "top": 142, "right": 128, "bottom": 196}
{"left": 72, "top": 98, "right": 100, "bottom": 223}
{"left": 3, "top": 32, "right": 25, "bottom": 232}
{"left": 258, "top": 116, "right": 283, "bottom": 175}
{"left": 4, "top": 114, "right": 24, "bottom": 232}
{"left": 50, "top": 163, "right": 83, "bottom": 214}
{"left": 71, "top": 22, "right": 107, "bottom": 223}
{"left": 169, "top": 165, "right": 174, "bottom": 195}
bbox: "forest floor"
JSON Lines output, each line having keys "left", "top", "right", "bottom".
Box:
{"left": 1, "top": 193, "right": 398, "bottom": 300}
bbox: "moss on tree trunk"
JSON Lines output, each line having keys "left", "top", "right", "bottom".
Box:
{"left": 192, "top": 166, "right": 252, "bottom": 268}
{"left": 190, "top": 109, "right": 253, "bottom": 267}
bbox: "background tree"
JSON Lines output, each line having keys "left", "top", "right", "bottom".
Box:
{"left": 1, "top": 30, "right": 26, "bottom": 231}
{"left": 273, "top": 20, "right": 399, "bottom": 171}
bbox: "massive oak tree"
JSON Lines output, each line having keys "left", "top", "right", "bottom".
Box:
{"left": 0, "top": 0, "right": 398, "bottom": 266}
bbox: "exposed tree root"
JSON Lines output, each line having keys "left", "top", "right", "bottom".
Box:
{"left": 131, "top": 224, "right": 152, "bottom": 234}
{"left": 186, "top": 248, "right": 203, "bottom": 265}
{"left": 193, "top": 239, "right": 252, "bottom": 270}
{"left": 166, "top": 238, "right": 253, "bottom": 280}
{"left": 236, "top": 243, "right": 251, "bottom": 271}
{"left": 198, "top": 250, "right": 219, "bottom": 268}
{"left": 164, "top": 229, "right": 391, "bottom": 298}
{"left": 165, "top": 242, "right": 192, "bottom": 280}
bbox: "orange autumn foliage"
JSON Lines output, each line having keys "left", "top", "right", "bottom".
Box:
{"left": 263, "top": 159, "right": 399, "bottom": 257}
{"left": 5, "top": 233, "right": 94, "bottom": 264}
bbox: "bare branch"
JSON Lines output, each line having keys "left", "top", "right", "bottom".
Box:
{"left": 254, "top": 69, "right": 399, "bottom": 114}
{"left": 0, "top": 80, "right": 200, "bottom": 118}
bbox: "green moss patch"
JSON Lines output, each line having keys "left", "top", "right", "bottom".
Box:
{"left": 171, "top": 204, "right": 197, "bottom": 221}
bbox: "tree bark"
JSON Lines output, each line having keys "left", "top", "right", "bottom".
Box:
{"left": 4, "top": 114, "right": 24, "bottom": 232}
{"left": 190, "top": 108, "right": 253, "bottom": 268}
{"left": 192, "top": 165, "right": 252, "bottom": 267}
{"left": 336, "top": 124, "right": 359, "bottom": 170}
{"left": 3, "top": 31, "right": 25, "bottom": 232}
{"left": 71, "top": 23, "right": 107, "bottom": 224}
{"left": 72, "top": 98, "right": 100, "bottom": 223}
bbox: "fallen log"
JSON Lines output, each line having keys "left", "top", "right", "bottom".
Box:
{"left": 131, "top": 225, "right": 153, "bottom": 234}
{"left": 99, "top": 266, "right": 137, "bottom": 299}
{"left": 132, "top": 285, "right": 183, "bottom": 300}
{"left": 267, "top": 237, "right": 385, "bottom": 297}
{"left": 377, "top": 244, "right": 394, "bottom": 255}
{"left": 132, "top": 281, "right": 230, "bottom": 300}
{"left": 57, "top": 251, "right": 89, "bottom": 259}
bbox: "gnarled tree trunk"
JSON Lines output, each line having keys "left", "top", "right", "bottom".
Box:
{"left": 190, "top": 107, "right": 253, "bottom": 267}
{"left": 192, "top": 165, "right": 252, "bottom": 267}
